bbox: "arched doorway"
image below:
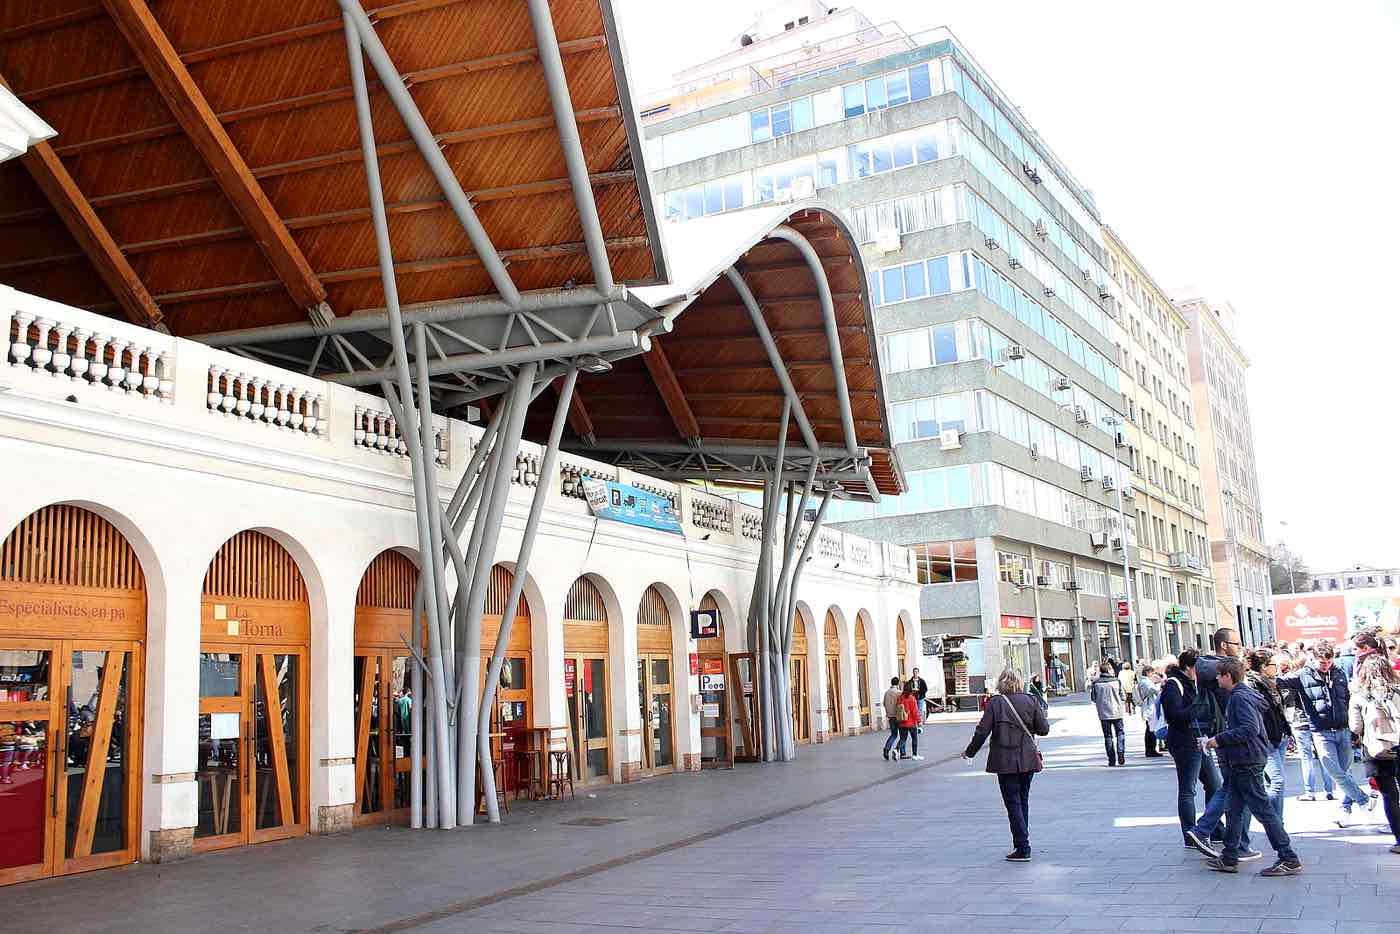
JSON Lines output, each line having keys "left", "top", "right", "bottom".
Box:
{"left": 897, "top": 616, "right": 909, "bottom": 680}
{"left": 823, "top": 611, "right": 843, "bottom": 738}
{"left": 196, "top": 531, "right": 310, "bottom": 852}
{"left": 789, "top": 612, "right": 811, "bottom": 745}
{"left": 352, "top": 550, "right": 417, "bottom": 826}
{"left": 855, "top": 614, "right": 872, "bottom": 731}
{"left": 0, "top": 505, "right": 146, "bottom": 885}
{"left": 483, "top": 564, "right": 535, "bottom": 793}
{"left": 696, "top": 593, "right": 735, "bottom": 768}
{"left": 562, "top": 577, "right": 610, "bottom": 785}
{"left": 636, "top": 586, "right": 674, "bottom": 776}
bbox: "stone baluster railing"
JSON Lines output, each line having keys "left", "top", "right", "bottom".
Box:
{"left": 352, "top": 406, "right": 444, "bottom": 462}
{"left": 207, "top": 365, "right": 326, "bottom": 437}
{"left": 5, "top": 307, "right": 175, "bottom": 402}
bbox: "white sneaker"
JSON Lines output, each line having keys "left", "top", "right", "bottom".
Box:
{"left": 911, "top": 754, "right": 924, "bottom": 760}
{"left": 1368, "top": 793, "right": 1380, "bottom": 812}
{"left": 1334, "top": 812, "right": 1352, "bottom": 828}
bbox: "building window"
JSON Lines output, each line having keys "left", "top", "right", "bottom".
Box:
{"left": 998, "top": 551, "right": 1031, "bottom": 584}
{"left": 913, "top": 540, "right": 978, "bottom": 584}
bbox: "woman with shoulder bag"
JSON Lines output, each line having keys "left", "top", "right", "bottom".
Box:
{"left": 963, "top": 668, "right": 1051, "bottom": 862}
{"left": 1349, "top": 653, "right": 1400, "bottom": 853}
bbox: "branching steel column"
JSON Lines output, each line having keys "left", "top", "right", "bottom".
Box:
{"left": 345, "top": 12, "right": 455, "bottom": 827}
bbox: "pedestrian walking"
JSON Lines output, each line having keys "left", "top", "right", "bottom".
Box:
{"left": 1192, "top": 657, "right": 1304, "bottom": 877}
{"left": 1090, "top": 662, "right": 1127, "bottom": 766}
{"left": 1278, "top": 639, "right": 1376, "bottom": 826}
{"left": 1281, "top": 650, "right": 1335, "bottom": 801}
{"left": 880, "top": 676, "right": 903, "bottom": 761}
{"left": 1162, "top": 649, "right": 1223, "bottom": 846}
{"left": 1244, "top": 649, "right": 1292, "bottom": 822}
{"left": 1186, "top": 627, "right": 1255, "bottom": 855}
{"left": 1119, "top": 662, "right": 1138, "bottom": 716}
{"left": 1348, "top": 653, "right": 1400, "bottom": 854}
{"left": 962, "top": 667, "right": 1050, "bottom": 862}
{"left": 1135, "top": 663, "right": 1163, "bottom": 758}
{"left": 1028, "top": 673, "right": 1049, "bottom": 711}
{"left": 906, "top": 668, "right": 929, "bottom": 724}
{"left": 894, "top": 682, "right": 922, "bottom": 760}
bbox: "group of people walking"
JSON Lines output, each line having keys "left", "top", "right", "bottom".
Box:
{"left": 880, "top": 668, "right": 930, "bottom": 761}
{"left": 958, "top": 625, "right": 1400, "bottom": 871}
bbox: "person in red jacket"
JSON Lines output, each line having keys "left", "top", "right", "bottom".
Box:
{"left": 895, "top": 683, "right": 923, "bottom": 760}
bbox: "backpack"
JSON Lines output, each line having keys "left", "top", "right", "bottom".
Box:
{"left": 1362, "top": 692, "right": 1400, "bottom": 758}
{"left": 1149, "top": 679, "right": 1175, "bottom": 741}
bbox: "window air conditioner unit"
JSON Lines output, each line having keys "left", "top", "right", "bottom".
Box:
{"left": 1029, "top": 442, "right": 1040, "bottom": 459}
{"left": 1043, "top": 287, "right": 1056, "bottom": 299}
{"left": 874, "top": 228, "right": 901, "bottom": 253}
{"left": 1006, "top": 344, "right": 1026, "bottom": 360}
{"left": 1064, "top": 579, "right": 1082, "bottom": 591}
{"left": 1082, "top": 268, "right": 1092, "bottom": 282}
{"left": 1114, "top": 432, "right": 1126, "bottom": 448}
{"left": 984, "top": 236, "right": 1000, "bottom": 251}
{"left": 1022, "top": 162, "right": 1042, "bottom": 184}
{"left": 1101, "top": 475, "right": 1115, "bottom": 492}
{"left": 1034, "top": 221, "right": 1048, "bottom": 239}
{"left": 1053, "top": 376, "right": 1072, "bottom": 391}
{"left": 1073, "top": 406, "right": 1089, "bottom": 425}
{"left": 1008, "top": 257, "right": 1022, "bottom": 269}
{"left": 1112, "top": 537, "right": 1124, "bottom": 551}
{"left": 1016, "top": 569, "right": 1032, "bottom": 587}
{"left": 1036, "top": 575, "right": 1052, "bottom": 587}
{"left": 1080, "top": 465, "right": 1095, "bottom": 482}
{"left": 1089, "top": 531, "right": 1108, "bottom": 549}
{"left": 938, "top": 428, "right": 963, "bottom": 451}
{"left": 1099, "top": 286, "right": 1112, "bottom": 300}
{"left": 1122, "top": 484, "right": 1136, "bottom": 500}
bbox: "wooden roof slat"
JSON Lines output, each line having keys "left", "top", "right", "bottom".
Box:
{"left": 11, "top": 130, "right": 163, "bottom": 329}
{"left": 640, "top": 342, "right": 700, "bottom": 444}
{"left": 0, "top": 6, "right": 105, "bottom": 44}
{"left": 100, "top": 0, "right": 327, "bottom": 313}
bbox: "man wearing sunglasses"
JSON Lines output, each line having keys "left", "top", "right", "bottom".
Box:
{"left": 1278, "top": 639, "right": 1376, "bottom": 826}
{"left": 1184, "top": 628, "right": 1256, "bottom": 858}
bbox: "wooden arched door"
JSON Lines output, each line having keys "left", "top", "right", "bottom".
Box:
{"left": 696, "top": 593, "right": 734, "bottom": 768}
{"left": 352, "top": 550, "right": 417, "bottom": 825}
{"left": 636, "top": 586, "right": 674, "bottom": 776}
{"left": 855, "top": 616, "right": 872, "bottom": 731}
{"left": 483, "top": 564, "right": 533, "bottom": 794}
{"left": 789, "top": 613, "right": 810, "bottom": 745}
{"left": 823, "top": 611, "right": 843, "bottom": 738}
{"left": 0, "top": 505, "right": 146, "bottom": 885}
{"left": 897, "top": 617, "right": 909, "bottom": 681}
{"left": 196, "top": 531, "right": 310, "bottom": 852}
{"left": 563, "top": 577, "right": 610, "bottom": 784}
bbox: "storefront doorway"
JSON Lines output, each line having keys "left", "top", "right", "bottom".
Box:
{"left": 1041, "top": 619, "right": 1075, "bottom": 694}
{"left": 896, "top": 617, "right": 909, "bottom": 680}
{"left": 352, "top": 549, "right": 418, "bottom": 825}
{"left": 789, "top": 613, "right": 810, "bottom": 744}
{"left": 823, "top": 611, "right": 843, "bottom": 737}
{"left": 854, "top": 615, "right": 872, "bottom": 732}
{"left": 635, "top": 586, "right": 674, "bottom": 775}
{"left": 563, "top": 577, "right": 610, "bottom": 785}
{"left": 697, "top": 594, "right": 732, "bottom": 769}
{"left": 483, "top": 565, "right": 533, "bottom": 793}
{"left": 196, "top": 531, "right": 309, "bottom": 853}
{"left": 0, "top": 505, "right": 146, "bottom": 886}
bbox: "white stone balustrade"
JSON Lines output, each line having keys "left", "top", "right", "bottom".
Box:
{"left": 4, "top": 289, "right": 176, "bottom": 403}
{"left": 352, "top": 405, "right": 447, "bottom": 465}
{"left": 205, "top": 364, "right": 326, "bottom": 438}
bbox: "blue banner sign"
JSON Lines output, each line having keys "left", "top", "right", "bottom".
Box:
{"left": 581, "top": 478, "right": 683, "bottom": 535}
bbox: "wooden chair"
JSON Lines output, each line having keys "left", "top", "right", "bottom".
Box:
{"left": 547, "top": 748, "right": 575, "bottom": 801}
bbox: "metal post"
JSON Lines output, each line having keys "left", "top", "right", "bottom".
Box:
{"left": 338, "top": 0, "right": 520, "bottom": 306}
{"left": 410, "top": 576, "right": 425, "bottom": 828}
{"left": 478, "top": 367, "right": 578, "bottom": 821}
{"left": 345, "top": 13, "right": 455, "bottom": 827}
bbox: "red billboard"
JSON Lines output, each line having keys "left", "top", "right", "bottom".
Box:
{"left": 1274, "top": 594, "right": 1347, "bottom": 643}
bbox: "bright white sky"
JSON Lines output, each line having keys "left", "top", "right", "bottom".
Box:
{"left": 614, "top": 0, "right": 1400, "bottom": 574}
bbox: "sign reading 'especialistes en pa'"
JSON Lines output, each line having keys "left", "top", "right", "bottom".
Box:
{"left": 581, "top": 478, "right": 682, "bottom": 535}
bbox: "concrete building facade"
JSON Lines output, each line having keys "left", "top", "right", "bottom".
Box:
{"left": 1101, "top": 229, "right": 1216, "bottom": 656}
{"left": 1311, "top": 566, "right": 1400, "bottom": 593}
{"left": 1176, "top": 293, "right": 1273, "bottom": 643}
{"left": 641, "top": 13, "right": 1136, "bottom": 690}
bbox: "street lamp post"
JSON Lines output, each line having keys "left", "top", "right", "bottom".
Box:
{"left": 1103, "top": 416, "right": 1137, "bottom": 670}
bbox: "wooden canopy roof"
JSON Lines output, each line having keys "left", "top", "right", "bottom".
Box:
{"left": 0, "top": 0, "right": 663, "bottom": 339}
{"left": 525, "top": 203, "right": 904, "bottom": 500}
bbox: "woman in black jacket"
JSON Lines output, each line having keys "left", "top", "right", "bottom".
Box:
{"left": 963, "top": 668, "right": 1050, "bottom": 862}
{"left": 1160, "top": 648, "right": 1222, "bottom": 844}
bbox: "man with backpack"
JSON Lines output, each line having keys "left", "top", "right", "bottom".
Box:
{"left": 1245, "top": 649, "right": 1292, "bottom": 822}
{"left": 1196, "top": 658, "right": 1304, "bottom": 876}
{"left": 1159, "top": 648, "right": 1223, "bottom": 846}
{"left": 1278, "top": 639, "right": 1376, "bottom": 826}
{"left": 1183, "top": 629, "right": 1255, "bottom": 856}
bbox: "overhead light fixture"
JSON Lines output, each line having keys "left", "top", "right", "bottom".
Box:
{"left": 576, "top": 354, "right": 611, "bottom": 374}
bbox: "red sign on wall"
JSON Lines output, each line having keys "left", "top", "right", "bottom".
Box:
{"left": 1000, "top": 615, "right": 1034, "bottom": 636}
{"left": 1116, "top": 598, "right": 1131, "bottom": 618}
{"left": 564, "top": 658, "right": 576, "bottom": 697}
{"left": 702, "top": 657, "right": 726, "bottom": 675}
{"left": 689, "top": 653, "right": 699, "bottom": 676}
{"left": 1275, "top": 594, "right": 1347, "bottom": 643}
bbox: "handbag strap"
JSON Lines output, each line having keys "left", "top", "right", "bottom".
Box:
{"left": 1000, "top": 694, "right": 1039, "bottom": 749}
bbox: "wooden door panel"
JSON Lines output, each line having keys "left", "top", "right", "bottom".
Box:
{"left": 68, "top": 649, "right": 125, "bottom": 861}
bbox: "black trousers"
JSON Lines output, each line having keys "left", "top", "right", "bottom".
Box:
{"left": 997, "top": 771, "right": 1034, "bottom": 850}
{"left": 1369, "top": 755, "right": 1400, "bottom": 845}
{"left": 1144, "top": 721, "right": 1160, "bottom": 756}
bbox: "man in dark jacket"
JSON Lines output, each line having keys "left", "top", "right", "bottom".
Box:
{"left": 1194, "top": 658, "right": 1302, "bottom": 876}
{"left": 1277, "top": 640, "right": 1373, "bottom": 823}
{"left": 907, "top": 668, "right": 929, "bottom": 723}
{"left": 1161, "top": 649, "right": 1222, "bottom": 843}
{"left": 1185, "top": 627, "right": 1253, "bottom": 853}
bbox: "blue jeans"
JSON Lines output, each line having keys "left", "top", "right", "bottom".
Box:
{"left": 1191, "top": 752, "right": 1251, "bottom": 850}
{"left": 1100, "top": 718, "right": 1125, "bottom": 764}
{"left": 897, "top": 726, "right": 918, "bottom": 757}
{"left": 1262, "top": 736, "right": 1288, "bottom": 822}
{"left": 883, "top": 721, "right": 900, "bottom": 755}
{"left": 1171, "top": 742, "right": 1222, "bottom": 839}
{"left": 1295, "top": 719, "right": 1334, "bottom": 795}
{"left": 1222, "top": 763, "right": 1298, "bottom": 864}
{"left": 998, "top": 771, "right": 1034, "bottom": 850}
{"left": 1314, "top": 728, "right": 1370, "bottom": 808}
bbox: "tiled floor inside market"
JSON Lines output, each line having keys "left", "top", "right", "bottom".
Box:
{"left": 9, "top": 699, "right": 1399, "bottom": 934}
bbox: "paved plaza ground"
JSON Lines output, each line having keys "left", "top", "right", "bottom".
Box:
{"left": 9, "top": 698, "right": 1400, "bottom": 933}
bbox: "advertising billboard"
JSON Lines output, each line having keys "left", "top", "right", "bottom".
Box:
{"left": 1273, "top": 594, "right": 1348, "bottom": 642}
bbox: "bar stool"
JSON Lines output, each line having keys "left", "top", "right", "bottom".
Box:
{"left": 547, "top": 748, "right": 575, "bottom": 800}
{"left": 474, "top": 757, "right": 510, "bottom": 816}
{"left": 510, "top": 747, "right": 542, "bottom": 801}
